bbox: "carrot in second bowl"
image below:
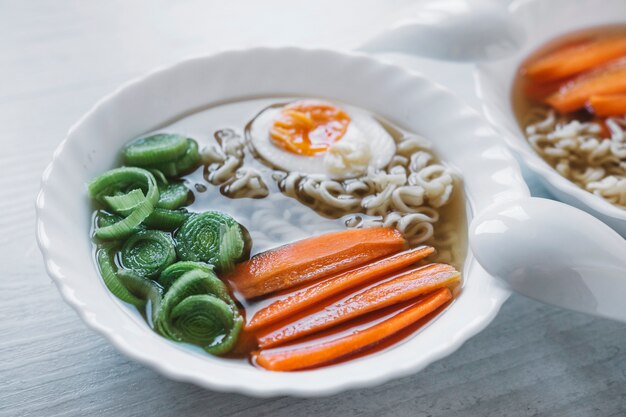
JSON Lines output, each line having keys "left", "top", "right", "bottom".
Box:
{"left": 587, "top": 94, "right": 626, "bottom": 117}
{"left": 525, "top": 35, "right": 626, "bottom": 82}
{"left": 254, "top": 287, "right": 453, "bottom": 372}
{"left": 546, "top": 59, "right": 626, "bottom": 113}
{"left": 246, "top": 246, "right": 435, "bottom": 331}
{"left": 256, "top": 263, "right": 460, "bottom": 348}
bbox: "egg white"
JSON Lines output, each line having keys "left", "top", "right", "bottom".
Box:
{"left": 248, "top": 103, "right": 396, "bottom": 178}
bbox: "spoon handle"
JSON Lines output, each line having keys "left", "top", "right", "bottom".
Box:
{"left": 470, "top": 197, "right": 626, "bottom": 322}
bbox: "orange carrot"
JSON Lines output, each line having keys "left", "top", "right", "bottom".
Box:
{"left": 522, "top": 77, "right": 569, "bottom": 101}
{"left": 525, "top": 35, "right": 626, "bottom": 82}
{"left": 256, "top": 263, "right": 459, "bottom": 348}
{"left": 226, "top": 228, "right": 407, "bottom": 299}
{"left": 587, "top": 94, "right": 626, "bottom": 116}
{"left": 546, "top": 60, "right": 626, "bottom": 113}
{"left": 255, "top": 287, "right": 452, "bottom": 371}
{"left": 246, "top": 246, "right": 435, "bottom": 331}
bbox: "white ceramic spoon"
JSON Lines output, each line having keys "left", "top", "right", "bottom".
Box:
{"left": 358, "top": 0, "right": 524, "bottom": 61}
{"left": 470, "top": 198, "right": 626, "bottom": 322}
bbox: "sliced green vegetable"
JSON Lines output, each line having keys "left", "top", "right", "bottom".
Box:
{"left": 150, "top": 140, "right": 201, "bottom": 178}
{"left": 123, "top": 134, "right": 201, "bottom": 178}
{"left": 96, "top": 211, "right": 124, "bottom": 229}
{"left": 120, "top": 230, "right": 176, "bottom": 278}
{"left": 151, "top": 161, "right": 178, "bottom": 177}
{"left": 174, "top": 139, "right": 201, "bottom": 175}
{"left": 218, "top": 221, "right": 246, "bottom": 274}
{"left": 123, "top": 134, "right": 189, "bottom": 166}
{"left": 157, "top": 182, "right": 190, "bottom": 210}
{"left": 158, "top": 261, "right": 214, "bottom": 290}
{"left": 155, "top": 269, "right": 242, "bottom": 355}
{"left": 88, "top": 167, "right": 158, "bottom": 240}
{"left": 170, "top": 295, "right": 239, "bottom": 350}
{"left": 96, "top": 247, "right": 144, "bottom": 308}
{"left": 175, "top": 211, "right": 245, "bottom": 272}
{"left": 96, "top": 207, "right": 188, "bottom": 234}
{"left": 144, "top": 208, "right": 190, "bottom": 231}
{"left": 103, "top": 188, "right": 145, "bottom": 217}
{"left": 149, "top": 168, "right": 169, "bottom": 185}
{"left": 90, "top": 140, "right": 244, "bottom": 356}
{"left": 116, "top": 269, "right": 163, "bottom": 326}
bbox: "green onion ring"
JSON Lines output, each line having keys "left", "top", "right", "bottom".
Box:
{"left": 155, "top": 269, "right": 242, "bottom": 355}
{"left": 158, "top": 261, "right": 214, "bottom": 291}
{"left": 89, "top": 167, "right": 158, "bottom": 240}
{"left": 144, "top": 208, "right": 191, "bottom": 231}
{"left": 96, "top": 247, "right": 144, "bottom": 308}
{"left": 157, "top": 182, "right": 190, "bottom": 210}
{"left": 123, "top": 133, "right": 189, "bottom": 166}
{"left": 175, "top": 211, "right": 245, "bottom": 272}
{"left": 120, "top": 230, "right": 176, "bottom": 278}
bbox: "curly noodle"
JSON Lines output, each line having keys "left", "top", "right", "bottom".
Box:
{"left": 525, "top": 107, "right": 626, "bottom": 208}
{"left": 202, "top": 129, "right": 269, "bottom": 199}
{"left": 276, "top": 134, "right": 457, "bottom": 246}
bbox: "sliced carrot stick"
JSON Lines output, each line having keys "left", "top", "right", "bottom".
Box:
{"left": 255, "top": 287, "right": 452, "bottom": 371}
{"left": 522, "top": 77, "right": 569, "bottom": 101}
{"left": 525, "top": 35, "right": 626, "bottom": 82}
{"left": 256, "top": 263, "right": 460, "bottom": 348}
{"left": 546, "top": 60, "right": 626, "bottom": 113}
{"left": 226, "top": 228, "right": 407, "bottom": 299}
{"left": 587, "top": 94, "right": 626, "bottom": 117}
{"left": 246, "top": 246, "right": 435, "bottom": 331}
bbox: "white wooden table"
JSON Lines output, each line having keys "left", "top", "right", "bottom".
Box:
{"left": 1, "top": 1, "right": 625, "bottom": 415}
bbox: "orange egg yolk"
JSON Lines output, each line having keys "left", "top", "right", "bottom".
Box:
{"left": 269, "top": 100, "right": 351, "bottom": 156}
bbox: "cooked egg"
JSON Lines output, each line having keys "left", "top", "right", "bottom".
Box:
{"left": 248, "top": 100, "right": 396, "bottom": 179}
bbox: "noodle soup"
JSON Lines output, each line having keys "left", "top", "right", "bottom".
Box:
{"left": 178, "top": 98, "right": 466, "bottom": 266}
{"left": 88, "top": 97, "right": 467, "bottom": 371}
{"left": 513, "top": 25, "right": 626, "bottom": 209}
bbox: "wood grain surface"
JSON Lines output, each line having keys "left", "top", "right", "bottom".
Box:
{"left": 1, "top": 1, "right": 624, "bottom": 416}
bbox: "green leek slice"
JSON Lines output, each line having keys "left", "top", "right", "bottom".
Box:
{"left": 157, "top": 182, "right": 190, "bottom": 210}
{"left": 174, "top": 139, "right": 200, "bottom": 176}
{"left": 123, "top": 134, "right": 189, "bottom": 166}
{"left": 175, "top": 211, "right": 244, "bottom": 272}
{"left": 116, "top": 269, "right": 163, "bottom": 326}
{"left": 96, "top": 211, "right": 124, "bottom": 229}
{"left": 144, "top": 208, "right": 190, "bottom": 231}
{"left": 151, "top": 161, "right": 178, "bottom": 177}
{"left": 120, "top": 230, "right": 176, "bottom": 278}
{"left": 103, "top": 188, "right": 145, "bottom": 217}
{"left": 123, "top": 134, "right": 201, "bottom": 178}
{"left": 149, "top": 168, "right": 169, "bottom": 185}
{"left": 88, "top": 167, "right": 159, "bottom": 240}
{"left": 155, "top": 269, "right": 242, "bottom": 355}
{"left": 158, "top": 261, "right": 214, "bottom": 290}
{"left": 96, "top": 247, "right": 144, "bottom": 308}
{"left": 150, "top": 140, "right": 201, "bottom": 178}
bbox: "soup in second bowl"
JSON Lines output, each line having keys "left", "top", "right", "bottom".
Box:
{"left": 87, "top": 98, "right": 467, "bottom": 371}
{"left": 513, "top": 25, "right": 626, "bottom": 209}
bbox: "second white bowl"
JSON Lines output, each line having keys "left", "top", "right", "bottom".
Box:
{"left": 475, "top": 0, "right": 626, "bottom": 236}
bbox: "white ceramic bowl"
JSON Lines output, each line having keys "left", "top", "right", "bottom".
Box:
{"left": 37, "top": 47, "right": 528, "bottom": 397}
{"left": 475, "top": 0, "right": 626, "bottom": 236}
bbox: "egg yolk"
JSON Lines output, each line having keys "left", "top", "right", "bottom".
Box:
{"left": 269, "top": 100, "right": 351, "bottom": 156}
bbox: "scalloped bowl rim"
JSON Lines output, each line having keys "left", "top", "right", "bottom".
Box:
{"left": 36, "top": 47, "right": 528, "bottom": 397}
